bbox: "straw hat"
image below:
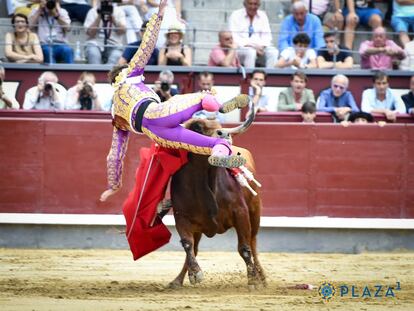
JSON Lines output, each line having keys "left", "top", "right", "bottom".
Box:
{"left": 165, "top": 23, "right": 185, "bottom": 37}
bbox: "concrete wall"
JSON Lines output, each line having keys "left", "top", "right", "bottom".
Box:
{"left": 1, "top": 224, "right": 413, "bottom": 253}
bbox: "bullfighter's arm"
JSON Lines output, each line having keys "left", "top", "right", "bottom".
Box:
{"left": 100, "top": 126, "right": 130, "bottom": 201}
{"left": 125, "top": 1, "right": 166, "bottom": 77}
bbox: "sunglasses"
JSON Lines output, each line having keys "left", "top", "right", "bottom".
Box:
{"left": 333, "top": 84, "right": 346, "bottom": 90}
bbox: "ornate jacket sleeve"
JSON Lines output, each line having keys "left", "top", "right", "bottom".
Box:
{"left": 106, "top": 126, "right": 130, "bottom": 191}
{"left": 126, "top": 13, "right": 163, "bottom": 77}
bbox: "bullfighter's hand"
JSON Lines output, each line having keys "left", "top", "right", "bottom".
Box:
{"left": 99, "top": 189, "right": 118, "bottom": 202}
{"left": 158, "top": 0, "right": 168, "bottom": 17}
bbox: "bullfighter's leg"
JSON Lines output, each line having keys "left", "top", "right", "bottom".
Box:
{"left": 141, "top": 93, "right": 247, "bottom": 168}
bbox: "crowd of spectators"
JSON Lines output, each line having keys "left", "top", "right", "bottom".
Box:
{"left": 1, "top": 0, "right": 413, "bottom": 124}
{"left": 2, "top": 0, "right": 412, "bottom": 68}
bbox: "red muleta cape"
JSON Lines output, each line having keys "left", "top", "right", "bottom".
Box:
{"left": 123, "top": 143, "right": 188, "bottom": 260}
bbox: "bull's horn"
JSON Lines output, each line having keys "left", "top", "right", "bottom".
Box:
{"left": 221, "top": 99, "right": 256, "bottom": 135}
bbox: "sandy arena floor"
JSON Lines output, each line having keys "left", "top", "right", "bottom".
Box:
{"left": 0, "top": 249, "right": 413, "bottom": 311}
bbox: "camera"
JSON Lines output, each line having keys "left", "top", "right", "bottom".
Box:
{"left": 79, "top": 82, "right": 94, "bottom": 110}
{"left": 160, "top": 81, "right": 170, "bottom": 92}
{"left": 98, "top": 1, "right": 114, "bottom": 17}
{"left": 46, "top": 0, "right": 56, "bottom": 10}
{"left": 44, "top": 82, "right": 54, "bottom": 92}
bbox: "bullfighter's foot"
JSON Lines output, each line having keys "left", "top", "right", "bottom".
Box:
{"left": 219, "top": 94, "right": 250, "bottom": 113}
{"left": 208, "top": 154, "right": 246, "bottom": 168}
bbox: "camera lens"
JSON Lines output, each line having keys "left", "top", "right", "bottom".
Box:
{"left": 161, "top": 82, "right": 170, "bottom": 92}
{"left": 44, "top": 83, "right": 53, "bottom": 92}
{"left": 46, "top": 0, "right": 56, "bottom": 10}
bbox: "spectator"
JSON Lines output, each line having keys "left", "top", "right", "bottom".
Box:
{"left": 400, "top": 40, "right": 414, "bottom": 70}
{"left": 197, "top": 71, "right": 214, "bottom": 92}
{"left": 317, "top": 74, "right": 359, "bottom": 122}
{"left": 348, "top": 111, "right": 374, "bottom": 123}
{"left": 228, "top": 0, "right": 279, "bottom": 68}
{"left": 7, "top": 0, "right": 38, "bottom": 16}
{"left": 0, "top": 66, "right": 20, "bottom": 109}
{"left": 5, "top": 13, "right": 44, "bottom": 63}
{"left": 64, "top": 71, "right": 101, "bottom": 110}
{"left": 192, "top": 72, "right": 224, "bottom": 122}
{"left": 278, "top": 1, "right": 324, "bottom": 52}
{"left": 208, "top": 30, "right": 240, "bottom": 67}
{"left": 401, "top": 75, "right": 414, "bottom": 115}
{"left": 116, "top": 1, "right": 143, "bottom": 44}
{"left": 145, "top": 0, "right": 185, "bottom": 48}
{"left": 361, "top": 71, "right": 406, "bottom": 122}
{"left": 341, "top": 111, "right": 375, "bottom": 126}
{"left": 23, "top": 71, "right": 65, "bottom": 110}
{"left": 84, "top": 0, "right": 126, "bottom": 64}
{"left": 276, "top": 33, "right": 317, "bottom": 69}
{"left": 278, "top": 71, "right": 315, "bottom": 111}
{"left": 391, "top": 0, "right": 414, "bottom": 47}
{"left": 248, "top": 69, "right": 270, "bottom": 112}
{"left": 158, "top": 24, "right": 191, "bottom": 66}
{"left": 343, "top": 0, "right": 383, "bottom": 50}
{"left": 317, "top": 32, "right": 353, "bottom": 69}
{"left": 29, "top": 0, "right": 73, "bottom": 63}
{"left": 152, "top": 69, "right": 179, "bottom": 102}
{"left": 295, "top": 0, "right": 345, "bottom": 30}
{"left": 301, "top": 101, "right": 317, "bottom": 123}
{"left": 118, "top": 20, "right": 159, "bottom": 65}
{"left": 61, "top": 0, "right": 93, "bottom": 23}
{"left": 359, "top": 26, "right": 406, "bottom": 70}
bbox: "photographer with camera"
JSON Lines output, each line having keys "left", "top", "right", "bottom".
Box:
{"left": 152, "top": 69, "right": 179, "bottom": 102}
{"left": 64, "top": 72, "right": 101, "bottom": 110}
{"left": 84, "top": 0, "right": 126, "bottom": 64}
{"left": 29, "top": 0, "right": 74, "bottom": 63}
{"left": 23, "top": 71, "right": 65, "bottom": 110}
{"left": 0, "top": 66, "right": 20, "bottom": 110}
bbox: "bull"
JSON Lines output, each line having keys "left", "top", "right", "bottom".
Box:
{"left": 168, "top": 101, "right": 266, "bottom": 289}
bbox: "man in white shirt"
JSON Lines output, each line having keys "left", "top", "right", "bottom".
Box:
{"left": 228, "top": 0, "right": 279, "bottom": 68}
{"left": 361, "top": 71, "right": 406, "bottom": 122}
{"left": 0, "top": 66, "right": 20, "bottom": 110}
{"left": 23, "top": 71, "right": 65, "bottom": 110}
{"left": 84, "top": 0, "right": 127, "bottom": 64}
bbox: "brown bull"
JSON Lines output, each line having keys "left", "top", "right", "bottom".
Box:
{"left": 169, "top": 108, "right": 266, "bottom": 288}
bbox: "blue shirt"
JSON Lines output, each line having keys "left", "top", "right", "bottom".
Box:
{"left": 361, "top": 88, "right": 406, "bottom": 114}
{"left": 278, "top": 13, "right": 325, "bottom": 51}
{"left": 318, "top": 89, "right": 359, "bottom": 113}
{"left": 249, "top": 87, "right": 270, "bottom": 110}
{"left": 122, "top": 40, "right": 159, "bottom": 65}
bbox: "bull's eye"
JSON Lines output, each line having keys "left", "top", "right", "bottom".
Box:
{"left": 217, "top": 130, "right": 223, "bottom": 136}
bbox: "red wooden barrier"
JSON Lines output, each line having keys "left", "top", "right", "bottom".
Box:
{"left": 1, "top": 117, "right": 413, "bottom": 218}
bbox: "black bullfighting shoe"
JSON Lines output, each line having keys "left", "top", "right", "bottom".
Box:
{"left": 157, "top": 199, "right": 172, "bottom": 219}
{"left": 208, "top": 154, "right": 246, "bottom": 168}
{"left": 219, "top": 94, "right": 250, "bottom": 113}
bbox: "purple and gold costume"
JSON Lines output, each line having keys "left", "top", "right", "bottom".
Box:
{"left": 106, "top": 13, "right": 230, "bottom": 191}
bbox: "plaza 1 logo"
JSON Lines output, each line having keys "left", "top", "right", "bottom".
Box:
{"left": 318, "top": 281, "right": 401, "bottom": 302}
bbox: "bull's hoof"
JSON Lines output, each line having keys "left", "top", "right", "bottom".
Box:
{"left": 219, "top": 94, "right": 250, "bottom": 113}
{"left": 167, "top": 280, "right": 183, "bottom": 289}
{"left": 188, "top": 270, "right": 204, "bottom": 285}
{"left": 208, "top": 154, "right": 246, "bottom": 168}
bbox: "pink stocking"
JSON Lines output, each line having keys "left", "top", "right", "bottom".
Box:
{"left": 201, "top": 94, "right": 221, "bottom": 112}
{"left": 212, "top": 143, "right": 232, "bottom": 156}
